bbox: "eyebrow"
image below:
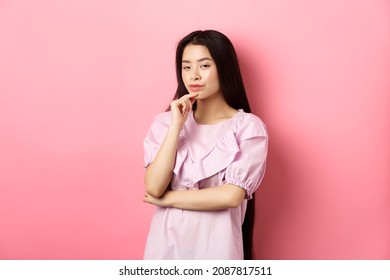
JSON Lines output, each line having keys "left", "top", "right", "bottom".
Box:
{"left": 182, "top": 57, "right": 213, "bottom": 63}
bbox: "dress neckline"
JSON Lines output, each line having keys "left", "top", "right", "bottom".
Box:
{"left": 190, "top": 109, "right": 243, "bottom": 127}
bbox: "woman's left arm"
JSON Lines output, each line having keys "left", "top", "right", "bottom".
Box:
{"left": 144, "top": 119, "right": 268, "bottom": 211}
{"left": 143, "top": 184, "right": 246, "bottom": 211}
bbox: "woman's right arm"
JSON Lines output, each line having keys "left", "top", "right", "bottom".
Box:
{"left": 144, "top": 123, "right": 181, "bottom": 197}
{"left": 144, "top": 93, "right": 198, "bottom": 198}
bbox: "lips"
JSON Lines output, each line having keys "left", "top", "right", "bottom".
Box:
{"left": 188, "top": 84, "right": 204, "bottom": 92}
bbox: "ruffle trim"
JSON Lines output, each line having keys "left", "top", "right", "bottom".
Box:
{"left": 223, "top": 176, "right": 253, "bottom": 200}
{"left": 172, "top": 111, "right": 266, "bottom": 185}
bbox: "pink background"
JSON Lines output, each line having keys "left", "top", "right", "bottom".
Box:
{"left": 0, "top": 0, "right": 389, "bottom": 259}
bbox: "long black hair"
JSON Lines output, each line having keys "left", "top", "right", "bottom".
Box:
{"left": 172, "top": 30, "right": 256, "bottom": 259}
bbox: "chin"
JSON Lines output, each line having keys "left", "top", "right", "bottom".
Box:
{"left": 195, "top": 92, "right": 208, "bottom": 99}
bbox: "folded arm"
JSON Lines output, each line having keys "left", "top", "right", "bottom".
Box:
{"left": 143, "top": 184, "right": 246, "bottom": 211}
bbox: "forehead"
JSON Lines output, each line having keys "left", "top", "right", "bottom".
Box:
{"left": 182, "top": 44, "right": 212, "bottom": 61}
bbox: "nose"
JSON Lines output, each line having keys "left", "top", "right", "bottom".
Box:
{"left": 190, "top": 69, "right": 200, "bottom": 81}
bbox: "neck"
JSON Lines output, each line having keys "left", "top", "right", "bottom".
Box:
{"left": 194, "top": 93, "right": 237, "bottom": 125}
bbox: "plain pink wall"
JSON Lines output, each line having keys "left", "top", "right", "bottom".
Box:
{"left": 0, "top": 0, "right": 389, "bottom": 259}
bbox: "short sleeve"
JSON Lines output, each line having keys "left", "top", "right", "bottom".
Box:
{"left": 143, "top": 112, "right": 171, "bottom": 168}
{"left": 223, "top": 116, "right": 268, "bottom": 199}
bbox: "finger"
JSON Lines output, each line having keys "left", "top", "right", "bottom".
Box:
{"left": 189, "top": 95, "right": 197, "bottom": 105}
{"left": 180, "top": 93, "right": 198, "bottom": 102}
{"left": 186, "top": 98, "right": 192, "bottom": 113}
{"left": 188, "top": 96, "right": 198, "bottom": 107}
{"left": 144, "top": 196, "right": 153, "bottom": 204}
{"left": 170, "top": 100, "right": 180, "bottom": 111}
{"left": 182, "top": 99, "right": 189, "bottom": 114}
{"left": 181, "top": 100, "right": 187, "bottom": 114}
{"left": 183, "top": 108, "right": 189, "bottom": 119}
{"left": 184, "top": 92, "right": 199, "bottom": 99}
{"left": 172, "top": 100, "right": 183, "bottom": 113}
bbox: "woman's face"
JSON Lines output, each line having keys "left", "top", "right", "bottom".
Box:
{"left": 181, "top": 44, "right": 221, "bottom": 100}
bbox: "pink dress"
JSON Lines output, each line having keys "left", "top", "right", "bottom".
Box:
{"left": 143, "top": 109, "right": 268, "bottom": 259}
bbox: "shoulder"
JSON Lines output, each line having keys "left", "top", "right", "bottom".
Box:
{"left": 150, "top": 111, "right": 171, "bottom": 128}
{"left": 145, "top": 111, "right": 171, "bottom": 138}
{"left": 234, "top": 111, "right": 268, "bottom": 140}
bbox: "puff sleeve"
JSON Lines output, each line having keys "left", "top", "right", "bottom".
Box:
{"left": 223, "top": 116, "right": 268, "bottom": 199}
{"left": 143, "top": 112, "right": 171, "bottom": 168}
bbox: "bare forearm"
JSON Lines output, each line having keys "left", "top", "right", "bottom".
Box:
{"left": 144, "top": 124, "right": 181, "bottom": 197}
{"left": 144, "top": 184, "right": 246, "bottom": 211}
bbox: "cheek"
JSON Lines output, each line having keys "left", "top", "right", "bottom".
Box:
{"left": 182, "top": 73, "right": 192, "bottom": 86}
{"left": 209, "top": 72, "right": 220, "bottom": 87}
{"left": 208, "top": 69, "right": 218, "bottom": 81}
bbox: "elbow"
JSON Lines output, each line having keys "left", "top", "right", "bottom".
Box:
{"left": 145, "top": 185, "right": 164, "bottom": 198}
{"left": 145, "top": 181, "right": 165, "bottom": 198}
{"left": 144, "top": 166, "right": 171, "bottom": 198}
{"left": 144, "top": 176, "right": 165, "bottom": 198}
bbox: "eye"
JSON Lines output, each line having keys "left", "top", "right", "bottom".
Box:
{"left": 200, "top": 64, "right": 211, "bottom": 69}
{"left": 182, "top": 66, "right": 191, "bottom": 71}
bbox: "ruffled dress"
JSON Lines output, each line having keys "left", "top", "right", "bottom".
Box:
{"left": 143, "top": 109, "right": 268, "bottom": 259}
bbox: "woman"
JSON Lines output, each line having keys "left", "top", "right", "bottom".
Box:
{"left": 143, "top": 30, "right": 268, "bottom": 259}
